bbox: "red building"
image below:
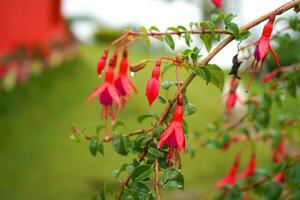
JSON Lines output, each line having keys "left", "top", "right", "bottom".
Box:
{"left": 0, "top": 0, "right": 69, "bottom": 56}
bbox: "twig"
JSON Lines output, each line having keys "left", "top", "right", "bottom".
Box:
{"left": 154, "top": 158, "right": 161, "bottom": 200}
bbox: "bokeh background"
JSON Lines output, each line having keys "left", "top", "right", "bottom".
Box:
{"left": 0, "top": 0, "right": 299, "bottom": 199}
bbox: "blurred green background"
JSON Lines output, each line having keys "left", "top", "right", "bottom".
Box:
{"left": 0, "top": 41, "right": 299, "bottom": 200}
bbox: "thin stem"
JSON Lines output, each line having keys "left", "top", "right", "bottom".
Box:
{"left": 127, "top": 29, "right": 231, "bottom": 37}
{"left": 154, "top": 158, "right": 161, "bottom": 200}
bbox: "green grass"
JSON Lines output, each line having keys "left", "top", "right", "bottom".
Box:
{"left": 0, "top": 44, "right": 298, "bottom": 200}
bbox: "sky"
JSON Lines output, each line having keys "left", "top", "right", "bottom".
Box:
{"left": 62, "top": 0, "right": 290, "bottom": 67}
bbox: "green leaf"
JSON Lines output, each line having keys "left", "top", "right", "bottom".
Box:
{"left": 96, "top": 124, "right": 105, "bottom": 134}
{"left": 287, "top": 163, "right": 300, "bottom": 184}
{"left": 200, "top": 20, "right": 215, "bottom": 31}
{"left": 289, "top": 16, "right": 298, "bottom": 30}
{"left": 148, "top": 147, "right": 166, "bottom": 158}
{"left": 90, "top": 138, "right": 99, "bottom": 156}
{"left": 131, "top": 165, "right": 154, "bottom": 182}
{"left": 191, "top": 67, "right": 211, "bottom": 84}
{"left": 184, "top": 33, "right": 192, "bottom": 46}
{"left": 226, "top": 22, "right": 240, "bottom": 37}
{"left": 158, "top": 96, "right": 167, "bottom": 104}
{"left": 205, "top": 64, "right": 225, "bottom": 91}
{"left": 160, "top": 168, "right": 184, "bottom": 190}
{"left": 177, "top": 25, "right": 187, "bottom": 32}
{"left": 224, "top": 13, "right": 236, "bottom": 26}
{"left": 98, "top": 142, "right": 104, "bottom": 155}
{"left": 139, "top": 26, "right": 150, "bottom": 46}
{"left": 287, "top": 77, "right": 297, "bottom": 97}
{"left": 264, "top": 182, "right": 282, "bottom": 200}
{"left": 237, "top": 30, "right": 251, "bottom": 41}
{"left": 200, "top": 34, "right": 213, "bottom": 52}
{"left": 149, "top": 26, "right": 160, "bottom": 32}
{"left": 184, "top": 103, "right": 197, "bottom": 116}
{"left": 137, "top": 112, "right": 159, "bottom": 123}
{"left": 112, "top": 135, "right": 128, "bottom": 156}
{"left": 121, "top": 182, "right": 152, "bottom": 200}
{"left": 164, "top": 34, "right": 175, "bottom": 50}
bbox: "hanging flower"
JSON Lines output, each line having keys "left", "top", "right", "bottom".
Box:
{"left": 272, "top": 136, "right": 285, "bottom": 163}
{"left": 157, "top": 94, "right": 186, "bottom": 166}
{"left": 216, "top": 153, "right": 240, "bottom": 188}
{"left": 146, "top": 59, "right": 161, "bottom": 106}
{"left": 211, "top": 0, "right": 222, "bottom": 8}
{"left": 273, "top": 171, "right": 284, "bottom": 183}
{"left": 86, "top": 55, "right": 121, "bottom": 136}
{"left": 226, "top": 77, "right": 242, "bottom": 116}
{"left": 97, "top": 50, "right": 108, "bottom": 76}
{"left": 239, "top": 153, "right": 256, "bottom": 178}
{"left": 253, "top": 14, "right": 280, "bottom": 71}
{"left": 114, "top": 47, "right": 137, "bottom": 106}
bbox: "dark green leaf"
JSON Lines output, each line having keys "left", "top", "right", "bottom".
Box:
{"left": 184, "top": 103, "right": 197, "bottom": 116}
{"left": 137, "top": 112, "right": 159, "bottom": 123}
{"left": 160, "top": 168, "right": 184, "bottom": 190}
{"left": 226, "top": 23, "right": 240, "bottom": 37}
{"left": 131, "top": 165, "right": 154, "bottom": 182}
{"left": 148, "top": 147, "right": 166, "bottom": 158}
{"left": 287, "top": 163, "right": 300, "bottom": 184}
{"left": 158, "top": 96, "right": 167, "bottom": 104}
{"left": 112, "top": 135, "right": 128, "bottom": 156}
{"left": 121, "top": 182, "right": 151, "bottom": 200}
{"left": 90, "top": 138, "right": 99, "bottom": 156}
{"left": 205, "top": 64, "right": 225, "bottom": 91}
{"left": 289, "top": 16, "right": 298, "bottom": 30}
{"left": 191, "top": 67, "right": 211, "bottom": 84}
{"left": 184, "top": 33, "right": 192, "bottom": 46}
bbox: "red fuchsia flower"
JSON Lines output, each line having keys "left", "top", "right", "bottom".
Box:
{"left": 272, "top": 136, "right": 285, "bottom": 163}
{"left": 157, "top": 94, "right": 186, "bottom": 167}
{"left": 262, "top": 70, "right": 278, "bottom": 83}
{"left": 86, "top": 56, "right": 121, "bottom": 134}
{"left": 0, "top": 63, "right": 7, "bottom": 78}
{"left": 226, "top": 77, "right": 242, "bottom": 116}
{"left": 211, "top": 0, "right": 222, "bottom": 8}
{"left": 239, "top": 153, "right": 256, "bottom": 178}
{"left": 253, "top": 14, "right": 280, "bottom": 72}
{"left": 146, "top": 59, "right": 161, "bottom": 106}
{"left": 114, "top": 47, "right": 137, "bottom": 106}
{"left": 97, "top": 50, "right": 108, "bottom": 76}
{"left": 216, "top": 153, "right": 241, "bottom": 188}
{"left": 273, "top": 171, "right": 284, "bottom": 183}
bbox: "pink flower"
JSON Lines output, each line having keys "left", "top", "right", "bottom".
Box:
{"left": 254, "top": 14, "right": 280, "bottom": 67}
{"left": 226, "top": 78, "right": 242, "bottom": 116}
{"left": 97, "top": 51, "right": 108, "bottom": 76}
{"left": 216, "top": 153, "right": 240, "bottom": 188}
{"left": 273, "top": 171, "right": 284, "bottom": 183}
{"left": 146, "top": 59, "right": 161, "bottom": 106}
{"left": 114, "top": 47, "right": 137, "bottom": 105}
{"left": 211, "top": 0, "right": 222, "bottom": 8}
{"left": 239, "top": 153, "right": 256, "bottom": 178}
{"left": 157, "top": 95, "right": 186, "bottom": 166}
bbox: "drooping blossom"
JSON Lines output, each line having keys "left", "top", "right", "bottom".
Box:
{"left": 97, "top": 50, "right": 108, "bottom": 76}
{"left": 157, "top": 94, "right": 186, "bottom": 166}
{"left": 86, "top": 55, "right": 121, "bottom": 134}
{"left": 114, "top": 47, "right": 137, "bottom": 106}
{"left": 272, "top": 136, "right": 285, "bottom": 163}
{"left": 211, "top": 0, "right": 222, "bottom": 8}
{"left": 146, "top": 59, "right": 161, "bottom": 106}
{"left": 273, "top": 171, "right": 284, "bottom": 183}
{"left": 225, "top": 77, "right": 242, "bottom": 116}
{"left": 239, "top": 153, "right": 256, "bottom": 178}
{"left": 253, "top": 13, "right": 280, "bottom": 72}
{"left": 0, "top": 63, "right": 7, "bottom": 78}
{"left": 216, "top": 153, "right": 240, "bottom": 188}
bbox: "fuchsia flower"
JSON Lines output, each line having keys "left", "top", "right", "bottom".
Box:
{"left": 211, "top": 0, "right": 222, "bottom": 8}
{"left": 273, "top": 171, "right": 284, "bottom": 183}
{"left": 272, "top": 136, "right": 285, "bottom": 163}
{"left": 87, "top": 55, "right": 121, "bottom": 126}
{"left": 253, "top": 14, "right": 280, "bottom": 70}
{"left": 97, "top": 50, "right": 108, "bottom": 76}
{"left": 146, "top": 59, "right": 161, "bottom": 106}
{"left": 239, "top": 153, "right": 256, "bottom": 178}
{"left": 114, "top": 47, "right": 137, "bottom": 106}
{"left": 158, "top": 94, "right": 186, "bottom": 166}
{"left": 216, "top": 153, "right": 240, "bottom": 188}
{"left": 226, "top": 77, "right": 242, "bottom": 116}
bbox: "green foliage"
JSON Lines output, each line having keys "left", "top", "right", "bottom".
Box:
{"left": 160, "top": 168, "right": 184, "bottom": 190}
